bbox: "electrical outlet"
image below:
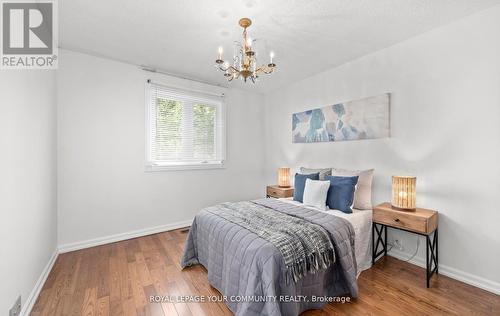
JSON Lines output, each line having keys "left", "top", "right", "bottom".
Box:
{"left": 9, "top": 296, "right": 21, "bottom": 316}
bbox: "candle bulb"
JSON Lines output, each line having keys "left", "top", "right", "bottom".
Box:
{"left": 268, "top": 51, "right": 276, "bottom": 68}
{"left": 215, "top": 46, "right": 224, "bottom": 64}
{"left": 218, "top": 46, "right": 223, "bottom": 60}
{"left": 246, "top": 37, "right": 252, "bottom": 48}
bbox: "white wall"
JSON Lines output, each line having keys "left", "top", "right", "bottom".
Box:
{"left": 264, "top": 5, "right": 500, "bottom": 291}
{"left": 0, "top": 70, "right": 57, "bottom": 313}
{"left": 3, "top": 6, "right": 498, "bottom": 311}
{"left": 57, "top": 49, "right": 266, "bottom": 247}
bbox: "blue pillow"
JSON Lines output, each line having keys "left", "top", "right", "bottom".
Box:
{"left": 293, "top": 173, "right": 320, "bottom": 202}
{"left": 325, "top": 176, "right": 359, "bottom": 213}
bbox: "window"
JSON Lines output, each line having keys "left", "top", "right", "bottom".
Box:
{"left": 145, "top": 82, "right": 225, "bottom": 170}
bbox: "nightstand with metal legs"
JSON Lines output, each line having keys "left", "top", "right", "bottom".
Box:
{"left": 372, "top": 202, "right": 439, "bottom": 288}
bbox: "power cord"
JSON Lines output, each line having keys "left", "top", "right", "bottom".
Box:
{"left": 386, "top": 236, "right": 420, "bottom": 262}
{"left": 402, "top": 235, "right": 420, "bottom": 262}
{"left": 386, "top": 243, "right": 394, "bottom": 252}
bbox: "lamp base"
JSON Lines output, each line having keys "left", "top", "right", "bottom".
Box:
{"left": 391, "top": 205, "right": 416, "bottom": 211}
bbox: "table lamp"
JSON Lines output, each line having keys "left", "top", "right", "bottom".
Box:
{"left": 278, "top": 167, "right": 291, "bottom": 188}
{"left": 391, "top": 175, "right": 416, "bottom": 210}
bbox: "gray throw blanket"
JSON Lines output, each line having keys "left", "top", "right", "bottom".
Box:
{"left": 181, "top": 198, "right": 357, "bottom": 315}
{"left": 205, "top": 201, "right": 334, "bottom": 283}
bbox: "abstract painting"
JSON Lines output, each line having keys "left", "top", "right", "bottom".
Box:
{"left": 292, "top": 93, "right": 390, "bottom": 143}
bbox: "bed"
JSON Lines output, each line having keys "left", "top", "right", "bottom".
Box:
{"left": 181, "top": 197, "right": 372, "bottom": 316}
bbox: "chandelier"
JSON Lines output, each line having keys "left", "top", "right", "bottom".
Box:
{"left": 215, "top": 18, "right": 276, "bottom": 83}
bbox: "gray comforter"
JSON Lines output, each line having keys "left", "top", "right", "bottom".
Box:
{"left": 181, "top": 198, "right": 358, "bottom": 316}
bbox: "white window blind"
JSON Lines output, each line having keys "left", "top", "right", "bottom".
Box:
{"left": 145, "top": 81, "right": 226, "bottom": 170}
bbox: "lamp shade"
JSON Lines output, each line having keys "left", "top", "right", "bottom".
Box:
{"left": 391, "top": 176, "right": 416, "bottom": 210}
{"left": 278, "top": 167, "right": 291, "bottom": 187}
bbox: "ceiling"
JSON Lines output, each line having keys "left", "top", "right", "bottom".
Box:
{"left": 60, "top": 0, "right": 500, "bottom": 93}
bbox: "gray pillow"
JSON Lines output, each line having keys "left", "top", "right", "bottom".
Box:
{"left": 300, "top": 167, "right": 332, "bottom": 181}
{"left": 331, "top": 168, "right": 374, "bottom": 210}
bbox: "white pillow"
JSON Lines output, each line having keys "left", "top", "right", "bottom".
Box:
{"left": 302, "top": 179, "right": 330, "bottom": 210}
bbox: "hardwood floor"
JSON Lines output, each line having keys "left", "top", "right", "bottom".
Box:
{"left": 31, "top": 228, "right": 500, "bottom": 316}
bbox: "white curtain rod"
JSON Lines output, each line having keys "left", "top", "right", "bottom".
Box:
{"left": 146, "top": 79, "right": 225, "bottom": 98}
{"left": 141, "top": 66, "right": 226, "bottom": 94}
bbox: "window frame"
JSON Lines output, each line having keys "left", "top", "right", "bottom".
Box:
{"left": 145, "top": 82, "right": 226, "bottom": 171}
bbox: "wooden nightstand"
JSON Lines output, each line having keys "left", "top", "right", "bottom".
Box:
{"left": 372, "top": 202, "right": 439, "bottom": 288}
{"left": 266, "top": 185, "right": 294, "bottom": 199}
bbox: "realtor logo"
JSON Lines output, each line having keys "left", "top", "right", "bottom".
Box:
{"left": 1, "top": 0, "right": 57, "bottom": 69}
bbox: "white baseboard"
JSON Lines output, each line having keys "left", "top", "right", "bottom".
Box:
{"left": 21, "top": 249, "right": 59, "bottom": 316}
{"left": 20, "top": 220, "right": 192, "bottom": 315}
{"left": 387, "top": 248, "right": 500, "bottom": 295}
{"left": 58, "top": 219, "right": 193, "bottom": 253}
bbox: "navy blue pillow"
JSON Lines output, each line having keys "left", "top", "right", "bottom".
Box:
{"left": 325, "top": 176, "right": 359, "bottom": 213}
{"left": 293, "top": 173, "right": 320, "bottom": 202}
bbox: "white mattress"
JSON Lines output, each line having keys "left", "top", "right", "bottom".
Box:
{"left": 279, "top": 198, "right": 372, "bottom": 276}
